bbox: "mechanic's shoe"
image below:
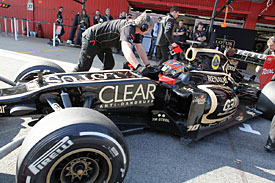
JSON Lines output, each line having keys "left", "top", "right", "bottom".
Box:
{"left": 264, "top": 136, "right": 275, "bottom": 152}
{"left": 249, "top": 75, "right": 256, "bottom": 81}
{"left": 66, "top": 40, "right": 72, "bottom": 44}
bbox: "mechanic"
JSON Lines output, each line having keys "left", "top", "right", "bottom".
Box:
{"left": 265, "top": 115, "right": 275, "bottom": 152}
{"left": 250, "top": 36, "right": 275, "bottom": 81}
{"left": 193, "top": 22, "right": 207, "bottom": 43}
{"left": 56, "top": 6, "right": 65, "bottom": 40}
{"left": 73, "top": 12, "right": 154, "bottom": 75}
{"left": 156, "top": 6, "right": 180, "bottom": 63}
{"left": 173, "top": 20, "right": 187, "bottom": 60}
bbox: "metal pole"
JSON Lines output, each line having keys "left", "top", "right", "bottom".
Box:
{"left": 10, "top": 18, "right": 14, "bottom": 35}
{"left": 16, "top": 19, "right": 19, "bottom": 34}
{"left": 0, "top": 137, "right": 25, "bottom": 160}
{"left": 82, "top": 0, "right": 86, "bottom": 10}
{"left": 27, "top": 19, "right": 30, "bottom": 37}
{"left": 14, "top": 18, "right": 18, "bottom": 40}
{"left": 0, "top": 19, "right": 2, "bottom": 36}
{"left": 208, "top": 0, "right": 219, "bottom": 37}
{"left": 0, "top": 75, "right": 17, "bottom": 86}
{"left": 4, "top": 17, "right": 7, "bottom": 36}
{"left": 53, "top": 23, "right": 56, "bottom": 47}
{"left": 21, "top": 20, "right": 24, "bottom": 36}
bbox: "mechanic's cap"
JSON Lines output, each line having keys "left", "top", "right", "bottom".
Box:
{"left": 134, "top": 12, "right": 155, "bottom": 30}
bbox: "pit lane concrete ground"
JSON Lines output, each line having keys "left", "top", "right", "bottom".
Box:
{"left": 0, "top": 35, "right": 274, "bottom": 183}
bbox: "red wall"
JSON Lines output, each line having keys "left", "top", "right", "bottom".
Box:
{"left": 128, "top": 0, "right": 275, "bottom": 29}
{"left": 0, "top": 0, "right": 129, "bottom": 39}
{"left": 1, "top": 0, "right": 275, "bottom": 38}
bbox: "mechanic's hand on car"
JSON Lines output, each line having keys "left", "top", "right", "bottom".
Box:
{"left": 135, "top": 64, "right": 150, "bottom": 76}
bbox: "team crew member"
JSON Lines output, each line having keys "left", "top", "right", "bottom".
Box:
{"left": 250, "top": 36, "right": 275, "bottom": 81}
{"left": 156, "top": 7, "right": 180, "bottom": 62}
{"left": 73, "top": 12, "right": 154, "bottom": 74}
{"left": 173, "top": 20, "right": 186, "bottom": 60}
{"left": 56, "top": 6, "right": 65, "bottom": 40}
{"left": 265, "top": 115, "right": 275, "bottom": 152}
{"left": 193, "top": 22, "right": 207, "bottom": 42}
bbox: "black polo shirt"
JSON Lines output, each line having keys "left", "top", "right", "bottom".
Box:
{"left": 174, "top": 26, "right": 187, "bottom": 43}
{"left": 83, "top": 19, "right": 141, "bottom": 48}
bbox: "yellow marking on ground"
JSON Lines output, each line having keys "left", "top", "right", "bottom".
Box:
{"left": 19, "top": 49, "right": 67, "bottom": 54}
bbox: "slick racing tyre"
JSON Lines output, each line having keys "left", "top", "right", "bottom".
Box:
{"left": 14, "top": 60, "right": 65, "bottom": 83}
{"left": 16, "top": 108, "right": 129, "bottom": 183}
{"left": 257, "top": 81, "right": 275, "bottom": 120}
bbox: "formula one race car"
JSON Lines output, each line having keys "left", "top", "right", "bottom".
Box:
{"left": 0, "top": 48, "right": 272, "bottom": 183}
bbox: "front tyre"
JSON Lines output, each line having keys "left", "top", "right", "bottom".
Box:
{"left": 16, "top": 108, "right": 129, "bottom": 183}
{"left": 14, "top": 60, "right": 65, "bottom": 83}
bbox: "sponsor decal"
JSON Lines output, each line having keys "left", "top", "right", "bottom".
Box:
{"left": 26, "top": 81, "right": 40, "bottom": 91}
{"left": 246, "top": 111, "right": 256, "bottom": 117}
{"left": 187, "top": 124, "right": 200, "bottom": 131}
{"left": 90, "top": 40, "right": 96, "bottom": 46}
{"left": 44, "top": 73, "right": 123, "bottom": 84}
{"left": 152, "top": 113, "right": 170, "bottom": 123}
{"left": 109, "top": 146, "right": 119, "bottom": 158}
{"left": 223, "top": 96, "right": 239, "bottom": 112}
{"left": 216, "top": 38, "right": 235, "bottom": 50}
{"left": 28, "top": 136, "right": 74, "bottom": 175}
{"left": 235, "top": 116, "right": 243, "bottom": 121}
{"left": 51, "top": 103, "right": 62, "bottom": 111}
{"left": 236, "top": 49, "right": 266, "bottom": 60}
{"left": 121, "top": 168, "right": 126, "bottom": 178}
{"left": 211, "top": 55, "right": 220, "bottom": 70}
{"left": 260, "top": 56, "right": 275, "bottom": 89}
{"left": 192, "top": 95, "right": 206, "bottom": 104}
{"left": 225, "top": 64, "right": 236, "bottom": 72}
{"left": 0, "top": 105, "right": 7, "bottom": 113}
{"left": 183, "top": 87, "right": 194, "bottom": 93}
{"left": 262, "top": 68, "right": 274, "bottom": 75}
{"left": 99, "top": 83, "right": 156, "bottom": 108}
{"left": 207, "top": 75, "right": 228, "bottom": 84}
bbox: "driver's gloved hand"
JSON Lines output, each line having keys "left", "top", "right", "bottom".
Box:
{"left": 145, "top": 64, "right": 155, "bottom": 72}
{"left": 135, "top": 64, "right": 149, "bottom": 76}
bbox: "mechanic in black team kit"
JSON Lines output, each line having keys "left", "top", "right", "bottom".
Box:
{"left": 156, "top": 6, "right": 180, "bottom": 63}
{"left": 73, "top": 12, "right": 154, "bottom": 75}
{"left": 265, "top": 116, "right": 275, "bottom": 152}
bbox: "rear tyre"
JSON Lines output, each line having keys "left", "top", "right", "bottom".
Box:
{"left": 16, "top": 108, "right": 129, "bottom": 183}
{"left": 257, "top": 81, "right": 275, "bottom": 120}
{"left": 14, "top": 60, "right": 65, "bottom": 83}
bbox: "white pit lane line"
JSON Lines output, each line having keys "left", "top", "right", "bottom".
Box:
{"left": 0, "top": 49, "right": 99, "bottom": 72}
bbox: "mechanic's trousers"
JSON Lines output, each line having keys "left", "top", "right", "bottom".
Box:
{"left": 158, "top": 45, "right": 169, "bottom": 63}
{"left": 73, "top": 35, "right": 115, "bottom": 72}
{"left": 269, "top": 115, "right": 275, "bottom": 143}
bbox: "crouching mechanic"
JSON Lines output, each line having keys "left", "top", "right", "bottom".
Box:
{"left": 73, "top": 12, "right": 154, "bottom": 75}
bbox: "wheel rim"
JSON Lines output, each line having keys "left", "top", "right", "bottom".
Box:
{"left": 17, "top": 69, "right": 53, "bottom": 83}
{"left": 46, "top": 148, "right": 112, "bottom": 183}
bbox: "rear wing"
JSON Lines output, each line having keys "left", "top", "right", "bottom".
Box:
{"left": 227, "top": 48, "right": 275, "bottom": 88}
{"left": 227, "top": 49, "right": 266, "bottom": 66}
